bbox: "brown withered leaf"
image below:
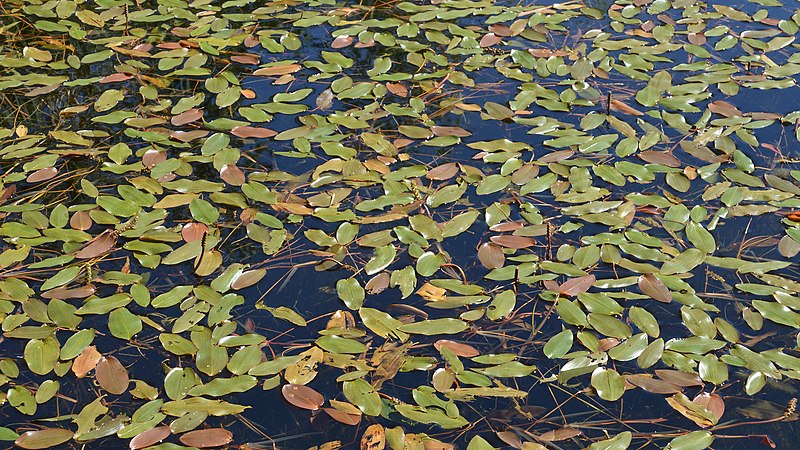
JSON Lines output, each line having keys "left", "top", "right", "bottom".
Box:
{"left": 179, "top": 429, "right": 233, "bottom": 448}
{"left": 281, "top": 384, "right": 325, "bottom": 410}
{"left": 490, "top": 235, "right": 536, "bottom": 249}
{"left": 170, "top": 109, "right": 203, "bottom": 126}
{"left": 478, "top": 242, "right": 505, "bottom": 269}
{"left": 75, "top": 230, "right": 117, "bottom": 259}
{"left": 96, "top": 356, "right": 129, "bottom": 394}
{"left": 638, "top": 274, "right": 672, "bottom": 303}
{"left": 72, "top": 345, "right": 102, "bottom": 378}
{"left": 130, "top": 426, "right": 171, "bottom": 450}
{"left": 360, "top": 424, "right": 385, "bottom": 450}
{"left": 331, "top": 35, "right": 354, "bottom": 48}
{"left": 230, "top": 126, "right": 277, "bottom": 138}
{"left": 610, "top": 99, "right": 644, "bottom": 116}
{"left": 434, "top": 339, "right": 480, "bottom": 358}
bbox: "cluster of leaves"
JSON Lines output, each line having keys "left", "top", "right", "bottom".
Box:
{"left": 1, "top": 0, "right": 800, "bottom": 449}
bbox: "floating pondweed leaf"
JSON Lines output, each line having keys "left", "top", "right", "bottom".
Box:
{"left": 95, "top": 356, "right": 129, "bottom": 395}
{"left": 638, "top": 274, "right": 672, "bottom": 303}
{"left": 282, "top": 384, "right": 324, "bottom": 411}
{"left": 477, "top": 242, "right": 505, "bottom": 269}
{"left": 360, "top": 424, "right": 385, "bottom": 450}
{"left": 539, "top": 427, "right": 582, "bottom": 442}
{"left": 15, "top": 428, "right": 73, "bottom": 450}
{"left": 129, "top": 426, "right": 170, "bottom": 450}
{"left": 178, "top": 428, "right": 233, "bottom": 448}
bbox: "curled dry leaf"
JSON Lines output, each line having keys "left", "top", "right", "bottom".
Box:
{"left": 130, "top": 426, "right": 171, "bottom": 450}
{"left": 95, "top": 355, "right": 129, "bottom": 394}
{"left": 282, "top": 384, "right": 325, "bottom": 410}
{"left": 179, "top": 428, "right": 233, "bottom": 448}
{"left": 182, "top": 222, "right": 208, "bottom": 243}
{"left": 72, "top": 345, "right": 102, "bottom": 378}
{"left": 360, "top": 424, "right": 386, "bottom": 450}
{"left": 170, "top": 109, "right": 204, "bottom": 126}
{"left": 638, "top": 274, "right": 672, "bottom": 303}
{"left": 433, "top": 339, "right": 480, "bottom": 358}
{"left": 490, "top": 235, "right": 536, "bottom": 249}
{"left": 75, "top": 230, "right": 117, "bottom": 259}
{"left": 332, "top": 35, "right": 354, "bottom": 48}
{"left": 609, "top": 99, "right": 644, "bottom": 116}
{"left": 220, "top": 164, "right": 246, "bottom": 186}
{"left": 15, "top": 428, "right": 74, "bottom": 450}
{"left": 478, "top": 242, "right": 505, "bottom": 269}
{"left": 27, "top": 167, "right": 58, "bottom": 183}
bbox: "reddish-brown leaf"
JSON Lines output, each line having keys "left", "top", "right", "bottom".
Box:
{"left": 27, "top": 167, "right": 58, "bottom": 183}
{"left": 179, "top": 429, "right": 233, "bottom": 448}
{"left": 688, "top": 32, "right": 707, "bottom": 45}
{"left": 609, "top": 99, "right": 644, "bottom": 116}
{"left": 365, "top": 272, "right": 391, "bottom": 295}
{"left": 252, "top": 64, "right": 302, "bottom": 76}
{"left": 431, "top": 126, "right": 471, "bottom": 137}
{"left": 638, "top": 274, "right": 672, "bottom": 303}
{"left": 489, "top": 24, "right": 513, "bottom": 36}
{"left": 70, "top": 210, "right": 93, "bottom": 230}
{"left": 489, "top": 221, "right": 525, "bottom": 232}
{"left": 241, "top": 88, "right": 257, "bottom": 99}
{"left": 220, "top": 164, "right": 246, "bottom": 186}
{"left": 477, "top": 242, "right": 505, "bottom": 269}
{"left": 100, "top": 73, "right": 133, "bottom": 83}
{"left": 171, "top": 130, "right": 209, "bottom": 142}
{"left": 171, "top": 109, "right": 204, "bottom": 126}
{"left": 142, "top": 149, "right": 167, "bottom": 168}
{"left": 490, "top": 235, "right": 536, "bottom": 249}
{"left": 626, "top": 375, "right": 682, "bottom": 394}
{"left": 72, "top": 345, "right": 101, "bottom": 378}
{"left": 231, "top": 54, "right": 260, "bottom": 65}
{"left": 96, "top": 356, "right": 129, "bottom": 394}
{"left": 130, "top": 426, "right": 171, "bottom": 450}
{"left": 425, "top": 163, "right": 458, "bottom": 181}
{"left": 479, "top": 33, "right": 502, "bottom": 47}
{"left": 332, "top": 35, "right": 354, "bottom": 48}
{"left": 559, "top": 274, "right": 596, "bottom": 297}
{"left": 693, "top": 392, "right": 725, "bottom": 421}
{"left": 282, "top": 384, "right": 324, "bottom": 410}
{"left": 656, "top": 369, "right": 703, "bottom": 387}
{"left": 75, "top": 230, "right": 117, "bottom": 259}
{"left": 708, "top": 100, "right": 742, "bottom": 117}
{"left": 385, "top": 82, "right": 408, "bottom": 97}
{"left": 433, "top": 339, "right": 480, "bottom": 358}
{"left": 539, "top": 427, "right": 582, "bottom": 442}
{"left": 538, "top": 149, "right": 574, "bottom": 163}
{"left": 182, "top": 222, "right": 208, "bottom": 243}
{"left": 230, "top": 126, "right": 277, "bottom": 138}
{"left": 42, "top": 285, "right": 96, "bottom": 300}
{"left": 638, "top": 150, "right": 681, "bottom": 167}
